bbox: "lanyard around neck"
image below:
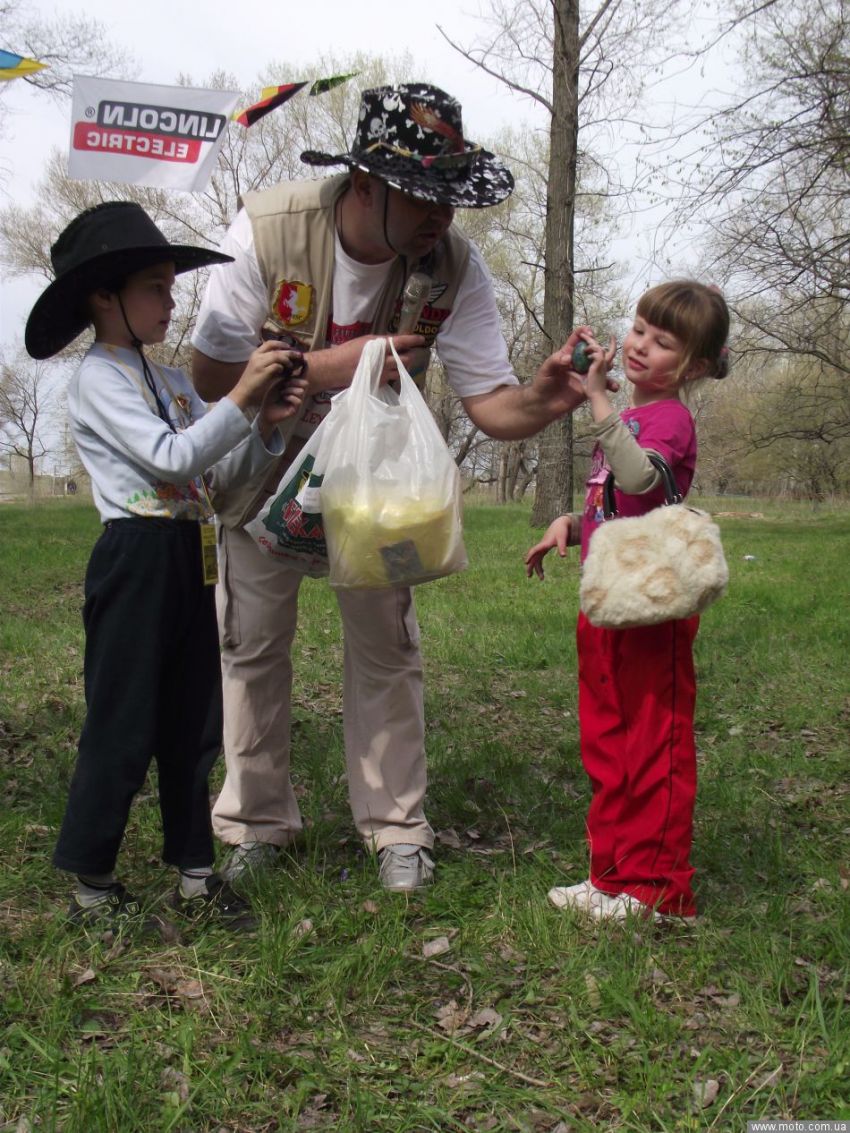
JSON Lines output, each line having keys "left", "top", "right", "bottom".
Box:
{"left": 104, "top": 344, "right": 192, "bottom": 431}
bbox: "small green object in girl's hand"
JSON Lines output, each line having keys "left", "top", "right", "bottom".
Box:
{"left": 571, "top": 340, "right": 591, "bottom": 374}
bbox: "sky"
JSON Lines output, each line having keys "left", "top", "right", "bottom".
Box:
{"left": 1, "top": 0, "right": 732, "bottom": 359}
{"left": 0, "top": 0, "right": 545, "bottom": 350}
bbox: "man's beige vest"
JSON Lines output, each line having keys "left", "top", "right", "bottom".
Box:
{"left": 214, "top": 175, "right": 471, "bottom": 529}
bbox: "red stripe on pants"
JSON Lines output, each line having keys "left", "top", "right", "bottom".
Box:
{"left": 577, "top": 612, "right": 699, "bottom": 916}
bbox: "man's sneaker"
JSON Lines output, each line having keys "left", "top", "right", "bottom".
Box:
{"left": 220, "top": 842, "right": 281, "bottom": 883}
{"left": 67, "top": 882, "right": 144, "bottom": 930}
{"left": 547, "top": 878, "right": 624, "bottom": 917}
{"left": 378, "top": 844, "right": 435, "bottom": 892}
{"left": 169, "top": 873, "right": 257, "bottom": 931}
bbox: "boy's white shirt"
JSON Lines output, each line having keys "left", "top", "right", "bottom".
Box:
{"left": 68, "top": 343, "right": 283, "bottom": 522}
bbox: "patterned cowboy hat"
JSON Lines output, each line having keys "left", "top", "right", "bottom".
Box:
{"left": 301, "top": 83, "right": 514, "bottom": 209}
{"left": 25, "top": 201, "right": 233, "bottom": 359}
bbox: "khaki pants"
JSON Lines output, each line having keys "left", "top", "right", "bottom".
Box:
{"left": 211, "top": 525, "right": 433, "bottom": 852}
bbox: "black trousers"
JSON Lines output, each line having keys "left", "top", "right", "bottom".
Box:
{"left": 53, "top": 518, "right": 223, "bottom": 874}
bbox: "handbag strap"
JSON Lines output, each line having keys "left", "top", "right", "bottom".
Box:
{"left": 602, "top": 452, "right": 683, "bottom": 518}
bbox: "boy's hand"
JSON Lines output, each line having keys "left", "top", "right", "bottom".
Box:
{"left": 230, "top": 342, "right": 306, "bottom": 408}
{"left": 260, "top": 375, "right": 308, "bottom": 428}
{"left": 525, "top": 515, "right": 573, "bottom": 580}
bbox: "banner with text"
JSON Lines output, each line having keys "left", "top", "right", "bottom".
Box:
{"left": 68, "top": 76, "right": 240, "bottom": 193}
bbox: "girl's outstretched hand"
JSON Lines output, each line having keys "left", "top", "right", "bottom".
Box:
{"left": 525, "top": 515, "right": 573, "bottom": 580}
{"left": 580, "top": 333, "right": 618, "bottom": 397}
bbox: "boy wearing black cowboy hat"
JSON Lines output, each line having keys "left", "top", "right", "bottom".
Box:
{"left": 25, "top": 201, "right": 307, "bottom": 931}
{"left": 190, "top": 83, "right": 595, "bottom": 893}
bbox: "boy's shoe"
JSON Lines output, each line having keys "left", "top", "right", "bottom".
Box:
{"left": 169, "top": 873, "right": 258, "bottom": 931}
{"left": 220, "top": 842, "right": 281, "bottom": 883}
{"left": 378, "top": 844, "right": 435, "bottom": 892}
{"left": 67, "top": 882, "right": 144, "bottom": 929}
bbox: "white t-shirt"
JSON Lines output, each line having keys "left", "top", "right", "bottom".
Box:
{"left": 191, "top": 207, "right": 517, "bottom": 403}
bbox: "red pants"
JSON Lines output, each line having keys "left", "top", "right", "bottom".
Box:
{"left": 577, "top": 612, "right": 699, "bottom": 916}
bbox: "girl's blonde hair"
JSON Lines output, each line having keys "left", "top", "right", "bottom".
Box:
{"left": 636, "top": 280, "right": 729, "bottom": 382}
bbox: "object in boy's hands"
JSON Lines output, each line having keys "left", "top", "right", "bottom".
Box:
{"left": 571, "top": 340, "right": 592, "bottom": 374}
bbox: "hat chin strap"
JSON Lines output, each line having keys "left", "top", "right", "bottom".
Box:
{"left": 378, "top": 184, "right": 416, "bottom": 314}
{"left": 118, "top": 294, "right": 175, "bottom": 431}
{"left": 380, "top": 182, "right": 401, "bottom": 258}
{"left": 117, "top": 294, "right": 143, "bottom": 350}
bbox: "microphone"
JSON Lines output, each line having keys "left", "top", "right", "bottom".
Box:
{"left": 397, "top": 272, "right": 432, "bottom": 334}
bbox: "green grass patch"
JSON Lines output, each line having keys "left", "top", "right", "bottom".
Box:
{"left": 1, "top": 498, "right": 848, "bottom": 1131}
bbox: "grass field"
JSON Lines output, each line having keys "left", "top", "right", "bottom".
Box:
{"left": 1, "top": 497, "right": 848, "bottom": 1132}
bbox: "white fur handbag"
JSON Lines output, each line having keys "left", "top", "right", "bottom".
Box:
{"left": 579, "top": 454, "right": 728, "bottom": 629}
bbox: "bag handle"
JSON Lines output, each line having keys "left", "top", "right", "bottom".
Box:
{"left": 351, "top": 337, "right": 416, "bottom": 400}
{"left": 350, "top": 336, "right": 391, "bottom": 398}
{"left": 602, "top": 452, "right": 682, "bottom": 519}
{"left": 388, "top": 337, "right": 423, "bottom": 402}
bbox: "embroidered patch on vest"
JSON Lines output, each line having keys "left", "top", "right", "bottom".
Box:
{"left": 271, "top": 279, "right": 313, "bottom": 328}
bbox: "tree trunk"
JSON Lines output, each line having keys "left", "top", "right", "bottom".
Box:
{"left": 531, "top": 0, "right": 579, "bottom": 526}
{"left": 516, "top": 465, "right": 535, "bottom": 499}
{"left": 496, "top": 448, "right": 508, "bottom": 503}
{"left": 507, "top": 443, "right": 523, "bottom": 501}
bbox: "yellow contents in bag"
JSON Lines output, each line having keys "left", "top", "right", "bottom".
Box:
{"left": 322, "top": 494, "right": 461, "bottom": 588}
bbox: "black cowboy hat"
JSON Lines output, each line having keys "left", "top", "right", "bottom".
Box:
{"left": 25, "top": 201, "right": 233, "bottom": 359}
{"left": 301, "top": 83, "right": 514, "bottom": 209}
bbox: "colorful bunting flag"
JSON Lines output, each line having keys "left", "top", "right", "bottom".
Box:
{"left": 309, "top": 73, "right": 358, "bottom": 97}
{"left": 233, "top": 73, "right": 359, "bottom": 127}
{"left": 0, "top": 48, "right": 48, "bottom": 82}
{"left": 233, "top": 83, "right": 307, "bottom": 128}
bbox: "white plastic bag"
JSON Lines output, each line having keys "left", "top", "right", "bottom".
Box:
{"left": 243, "top": 424, "right": 329, "bottom": 577}
{"left": 319, "top": 337, "right": 467, "bottom": 589}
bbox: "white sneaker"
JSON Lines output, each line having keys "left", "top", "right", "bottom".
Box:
{"left": 548, "top": 878, "right": 621, "bottom": 916}
{"left": 548, "top": 878, "right": 597, "bottom": 910}
{"left": 591, "top": 892, "right": 697, "bottom": 925}
{"left": 220, "top": 842, "right": 281, "bottom": 882}
{"left": 378, "top": 844, "right": 435, "bottom": 892}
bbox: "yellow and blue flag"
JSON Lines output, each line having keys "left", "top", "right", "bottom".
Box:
{"left": 0, "top": 49, "right": 48, "bottom": 82}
